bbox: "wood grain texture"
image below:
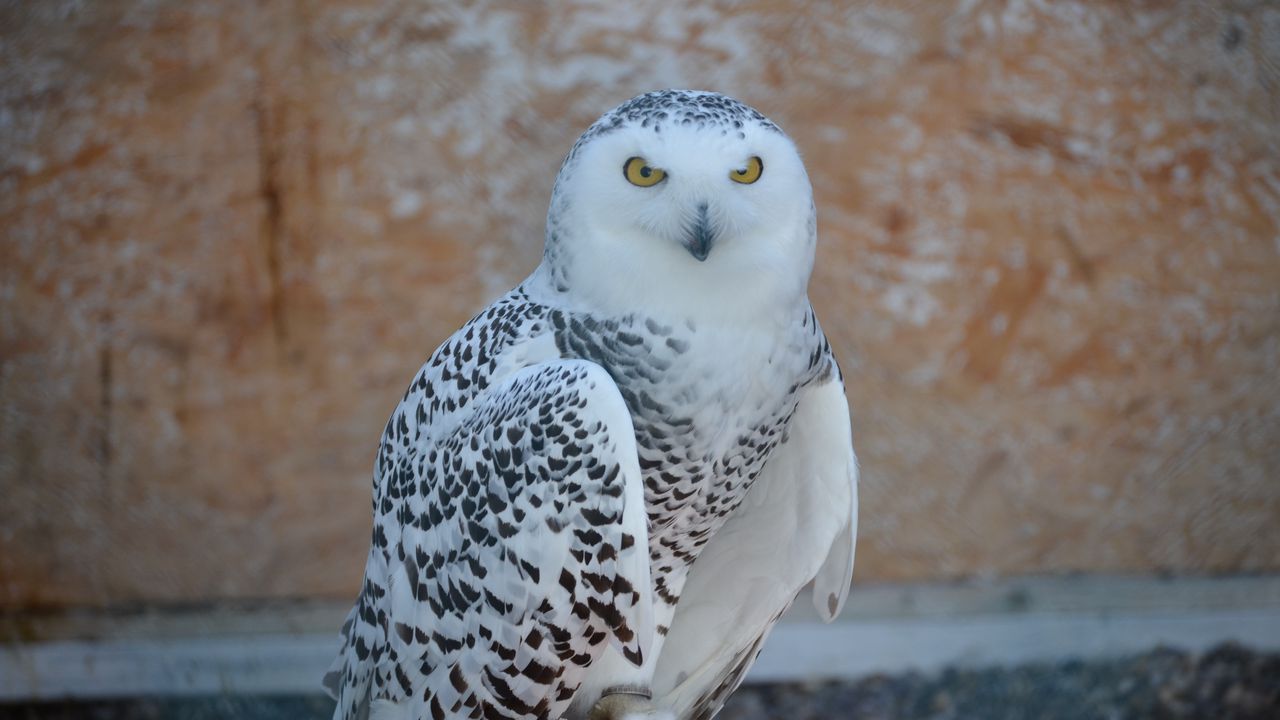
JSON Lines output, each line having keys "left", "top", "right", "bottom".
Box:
{"left": 1, "top": 0, "right": 1277, "bottom": 608}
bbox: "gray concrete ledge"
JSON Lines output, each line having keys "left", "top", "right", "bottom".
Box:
{"left": 3, "top": 574, "right": 1278, "bottom": 701}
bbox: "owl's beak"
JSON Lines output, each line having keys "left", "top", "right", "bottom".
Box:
{"left": 683, "top": 202, "right": 716, "bottom": 262}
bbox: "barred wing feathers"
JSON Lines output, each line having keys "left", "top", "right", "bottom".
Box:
{"left": 327, "top": 359, "right": 653, "bottom": 720}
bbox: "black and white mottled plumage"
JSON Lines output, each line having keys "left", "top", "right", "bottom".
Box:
{"left": 325, "top": 90, "right": 859, "bottom": 720}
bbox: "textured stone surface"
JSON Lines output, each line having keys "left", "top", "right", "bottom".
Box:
{"left": 3, "top": 644, "right": 1278, "bottom": 719}
{"left": 1, "top": 1, "right": 1278, "bottom": 608}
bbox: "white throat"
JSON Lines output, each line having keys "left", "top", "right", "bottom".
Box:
{"left": 528, "top": 217, "right": 812, "bottom": 328}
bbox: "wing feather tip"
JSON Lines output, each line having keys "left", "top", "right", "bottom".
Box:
{"left": 811, "top": 517, "right": 855, "bottom": 622}
{"left": 813, "top": 580, "right": 851, "bottom": 622}
{"left": 321, "top": 669, "right": 342, "bottom": 700}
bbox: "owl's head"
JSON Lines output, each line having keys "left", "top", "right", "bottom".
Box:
{"left": 538, "top": 90, "right": 816, "bottom": 320}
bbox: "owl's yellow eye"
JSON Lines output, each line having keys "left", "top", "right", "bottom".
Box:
{"left": 730, "top": 156, "right": 764, "bottom": 184}
{"left": 624, "top": 157, "right": 667, "bottom": 187}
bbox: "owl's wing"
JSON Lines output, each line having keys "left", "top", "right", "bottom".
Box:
{"left": 325, "top": 360, "right": 653, "bottom": 720}
{"left": 651, "top": 362, "right": 858, "bottom": 719}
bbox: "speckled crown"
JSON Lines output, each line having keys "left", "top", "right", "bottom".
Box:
{"left": 563, "top": 90, "right": 783, "bottom": 166}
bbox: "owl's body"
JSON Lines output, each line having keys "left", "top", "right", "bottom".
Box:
{"left": 325, "top": 91, "right": 858, "bottom": 720}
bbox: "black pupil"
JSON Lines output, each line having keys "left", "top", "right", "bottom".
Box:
{"left": 640, "top": 166, "right": 652, "bottom": 178}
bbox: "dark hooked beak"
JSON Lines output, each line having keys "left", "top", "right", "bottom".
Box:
{"left": 683, "top": 202, "right": 716, "bottom": 262}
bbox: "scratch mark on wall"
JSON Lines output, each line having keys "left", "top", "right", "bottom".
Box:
{"left": 97, "top": 344, "right": 112, "bottom": 481}
{"left": 958, "top": 262, "right": 1049, "bottom": 383}
{"left": 252, "top": 81, "right": 288, "bottom": 345}
{"left": 1055, "top": 224, "right": 1096, "bottom": 286}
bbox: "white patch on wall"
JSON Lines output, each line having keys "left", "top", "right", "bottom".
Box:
{"left": 389, "top": 190, "right": 423, "bottom": 219}
{"left": 880, "top": 283, "right": 941, "bottom": 327}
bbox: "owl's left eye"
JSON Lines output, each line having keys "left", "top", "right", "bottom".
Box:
{"left": 624, "top": 157, "right": 667, "bottom": 187}
{"left": 730, "top": 156, "right": 764, "bottom": 184}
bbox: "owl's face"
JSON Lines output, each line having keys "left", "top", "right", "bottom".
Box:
{"left": 543, "top": 91, "right": 816, "bottom": 320}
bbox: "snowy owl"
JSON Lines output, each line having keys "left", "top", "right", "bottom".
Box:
{"left": 325, "top": 90, "right": 858, "bottom": 720}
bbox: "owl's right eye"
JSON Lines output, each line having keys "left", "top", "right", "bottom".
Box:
{"left": 624, "top": 157, "right": 667, "bottom": 187}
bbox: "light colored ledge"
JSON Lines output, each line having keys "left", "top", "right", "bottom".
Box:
{"left": 3, "top": 574, "right": 1278, "bottom": 700}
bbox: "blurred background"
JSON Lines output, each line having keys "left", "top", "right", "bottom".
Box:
{"left": 1, "top": 1, "right": 1278, "bottom": 718}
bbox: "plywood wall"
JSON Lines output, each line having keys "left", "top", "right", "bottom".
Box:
{"left": 1, "top": 1, "right": 1277, "bottom": 609}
